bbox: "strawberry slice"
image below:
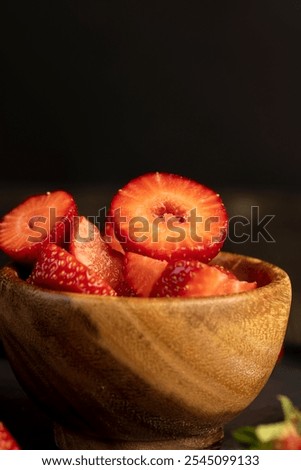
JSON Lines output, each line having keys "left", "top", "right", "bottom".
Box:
{"left": 151, "top": 259, "right": 257, "bottom": 298}
{"left": 69, "top": 215, "right": 124, "bottom": 291}
{"left": 214, "top": 264, "right": 238, "bottom": 279}
{"left": 124, "top": 252, "right": 168, "bottom": 297}
{"left": 0, "top": 422, "right": 20, "bottom": 450}
{"left": 103, "top": 220, "right": 125, "bottom": 255}
{"left": 28, "top": 243, "right": 116, "bottom": 296}
{"left": 108, "top": 172, "right": 228, "bottom": 262}
{"left": 0, "top": 190, "right": 77, "bottom": 264}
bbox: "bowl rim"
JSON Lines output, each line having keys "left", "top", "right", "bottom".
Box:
{"left": 0, "top": 251, "right": 291, "bottom": 305}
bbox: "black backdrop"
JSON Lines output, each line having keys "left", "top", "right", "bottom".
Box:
{"left": 1, "top": 0, "right": 301, "bottom": 188}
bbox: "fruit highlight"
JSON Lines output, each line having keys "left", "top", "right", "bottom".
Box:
{"left": 0, "top": 172, "right": 257, "bottom": 297}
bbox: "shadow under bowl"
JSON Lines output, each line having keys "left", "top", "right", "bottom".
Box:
{"left": 0, "top": 251, "right": 292, "bottom": 450}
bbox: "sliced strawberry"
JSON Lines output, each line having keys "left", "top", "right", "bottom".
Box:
{"left": 28, "top": 243, "right": 116, "bottom": 296}
{"left": 108, "top": 172, "right": 228, "bottom": 262}
{"left": 275, "top": 430, "right": 301, "bottom": 450}
{"left": 103, "top": 220, "right": 125, "bottom": 255}
{"left": 124, "top": 252, "right": 168, "bottom": 297}
{"left": 69, "top": 215, "right": 124, "bottom": 290}
{"left": 115, "top": 278, "right": 137, "bottom": 297}
{"left": 0, "top": 190, "right": 77, "bottom": 264}
{"left": 151, "top": 259, "right": 257, "bottom": 298}
{"left": 214, "top": 264, "right": 238, "bottom": 280}
{"left": 0, "top": 422, "right": 20, "bottom": 450}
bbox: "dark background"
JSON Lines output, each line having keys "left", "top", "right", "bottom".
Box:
{"left": 1, "top": 0, "right": 301, "bottom": 189}
{"left": 0, "top": 1, "right": 300, "bottom": 343}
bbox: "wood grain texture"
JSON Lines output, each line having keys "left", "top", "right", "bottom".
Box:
{"left": 0, "top": 252, "right": 292, "bottom": 449}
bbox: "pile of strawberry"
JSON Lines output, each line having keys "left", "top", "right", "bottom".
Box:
{"left": 0, "top": 422, "right": 20, "bottom": 450}
{"left": 0, "top": 172, "right": 256, "bottom": 297}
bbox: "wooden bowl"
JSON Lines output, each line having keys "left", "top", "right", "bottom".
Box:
{"left": 0, "top": 252, "right": 292, "bottom": 450}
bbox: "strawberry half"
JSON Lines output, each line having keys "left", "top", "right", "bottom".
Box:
{"left": 151, "top": 259, "right": 257, "bottom": 298}
{"left": 275, "top": 429, "right": 301, "bottom": 450}
{"left": 0, "top": 422, "right": 20, "bottom": 450}
{"left": 103, "top": 220, "right": 125, "bottom": 255}
{"left": 69, "top": 215, "right": 125, "bottom": 291}
{"left": 124, "top": 252, "right": 168, "bottom": 297}
{"left": 108, "top": 172, "right": 228, "bottom": 262}
{"left": 28, "top": 243, "right": 116, "bottom": 296}
{"left": 0, "top": 190, "right": 77, "bottom": 264}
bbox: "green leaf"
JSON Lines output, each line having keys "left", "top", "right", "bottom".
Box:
{"left": 278, "top": 394, "right": 295, "bottom": 420}
{"left": 232, "top": 426, "right": 258, "bottom": 445}
{"left": 255, "top": 422, "right": 287, "bottom": 443}
{"left": 231, "top": 426, "right": 275, "bottom": 449}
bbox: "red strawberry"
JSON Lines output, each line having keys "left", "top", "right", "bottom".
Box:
{"left": 124, "top": 252, "right": 168, "bottom": 297}
{"left": 151, "top": 259, "right": 257, "bottom": 297}
{"left": 214, "top": 264, "right": 238, "bottom": 279}
{"left": 0, "top": 190, "right": 77, "bottom": 264}
{"left": 115, "top": 278, "right": 137, "bottom": 297}
{"left": 108, "top": 172, "right": 228, "bottom": 262}
{"left": 0, "top": 422, "right": 20, "bottom": 450}
{"left": 69, "top": 215, "right": 125, "bottom": 291}
{"left": 275, "top": 429, "right": 301, "bottom": 450}
{"left": 28, "top": 243, "right": 116, "bottom": 296}
{"left": 277, "top": 345, "right": 285, "bottom": 363}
